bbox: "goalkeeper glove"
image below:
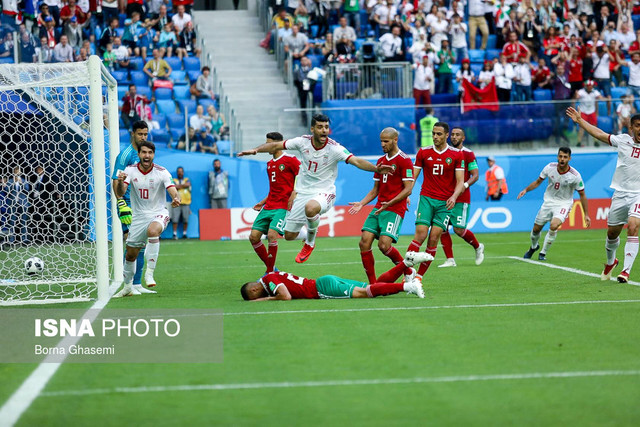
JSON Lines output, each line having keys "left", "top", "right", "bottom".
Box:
{"left": 117, "top": 200, "right": 132, "bottom": 225}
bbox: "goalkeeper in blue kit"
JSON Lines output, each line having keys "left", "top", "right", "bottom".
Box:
{"left": 111, "top": 120, "right": 153, "bottom": 294}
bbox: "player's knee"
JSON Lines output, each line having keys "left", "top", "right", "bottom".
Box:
{"left": 304, "top": 201, "right": 321, "bottom": 217}
{"left": 284, "top": 231, "right": 298, "bottom": 241}
{"left": 359, "top": 238, "right": 371, "bottom": 251}
{"left": 267, "top": 230, "right": 280, "bottom": 242}
{"left": 377, "top": 240, "right": 391, "bottom": 253}
{"left": 248, "top": 233, "right": 261, "bottom": 245}
{"left": 628, "top": 222, "right": 640, "bottom": 236}
{"left": 452, "top": 227, "right": 464, "bottom": 236}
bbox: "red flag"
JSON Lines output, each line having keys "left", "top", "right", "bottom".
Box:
{"left": 461, "top": 78, "right": 500, "bottom": 113}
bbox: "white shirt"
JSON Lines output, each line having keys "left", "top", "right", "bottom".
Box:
{"left": 113, "top": 45, "right": 129, "bottom": 61}
{"left": 124, "top": 164, "right": 174, "bottom": 216}
{"left": 513, "top": 63, "right": 532, "bottom": 86}
{"left": 478, "top": 70, "right": 495, "bottom": 88}
{"left": 591, "top": 52, "right": 610, "bottom": 79}
{"left": 629, "top": 62, "right": 640, "bottom": 87}
{"left": 430, "top": 19, "right": 449, "bottom": 49}
{"left": 617, "top": 103, "right": 632, "bottom": 119}
{"left": 379, "top": 33, "right": 402, "bottom": 58}
{"left": 468, "top": 0, "right": 485, "bottom": 16}
{"left": 539, "top": 163, "right": 585, "bottom": 203}
{"left": 189, "top": 114, "right": 211, "bottom": 132}
{"left": 576, "top": 88, "right": 602, "bottom": 114}
{"left": 609, "top": 133, "right": 640, "bottom": 193}
{"left": 413, "top": 64, "right": 434, "bottom": 91}
{"left": 283, "top": 135, "right": 352, "bottom": 195}
{"left": 450, "top": 22, "right": 468, "bottom": 48}
{"left": 619, "top": 30, "right": 636, "bottom": 50}
{"left": 333, "top": 25, "right": 357, "bottom": 42}
{"left": 171, "top": 13, "right": 192, "bottom": 32}
{"left": 494, "top": 62, "right": 515, "bottom": 90}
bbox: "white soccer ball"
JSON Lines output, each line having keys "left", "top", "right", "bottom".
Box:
{"left": 25, "top": 257, "right": 44, "bottom": 276}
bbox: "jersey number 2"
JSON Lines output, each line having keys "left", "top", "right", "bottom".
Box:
{"left": 271, "top": 171, "right": 276, "bottom": 182}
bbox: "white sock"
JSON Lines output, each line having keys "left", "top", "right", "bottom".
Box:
{"left": 297, "top": 227, "right": 308, "bottom": 241}
{"left": 541, "top": 230, "right": 557, "bottom": 254}
{"left": 305, "top": 214, "right": 320, "bottom": 246}
{"left": 622, "top": 236, "right": 639, "bottom": 273}
{"left": 123, "top": 260, "right": 136, "bottom": 285}
{"left": 606, "top": 237, "right": 620, "bottom": 265}
{"left": 530, "top": 230, "right": 541, "bottom": 249}
{"left": 145, "top": 238, "right": 160, "bottom": 276}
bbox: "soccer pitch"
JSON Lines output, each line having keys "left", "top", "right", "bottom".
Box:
{"left": 2, "top": 230, "right": 640, "bottom": 426}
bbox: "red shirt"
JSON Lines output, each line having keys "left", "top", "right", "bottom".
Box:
{"left": 60, "top": 5, "right": 87, "bottom": 24}
{"left": 264, "top": 153, "right": 300, "bottom": 210}
{"left": 415, "top": 145, "right": 464, "bottom": 201}
{"left": 543, "top": 36, "right": 561, "bottom": 56}
{"left": 629, "top": 41, "right": 639, "bottom": 53}
{"left": 260, "top": 272, "right": 318, "bottom": 299}
{"left": 373, "top": 151, "right": 414, "bottom": 217}
{"left": 502, "top": 41, "right": 529, "bottom": 63}
{"left": 457, "top": 147, "right": 476, "bottom": 204}
{"left": 533, "top": 65, "right": 551, "bottom": 83}
{"left": 568, "top": 58, "right": 583, "bottom": 83}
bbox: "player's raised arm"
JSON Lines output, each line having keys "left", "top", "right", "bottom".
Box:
{"left": 517, "top": 176, "right": 545, "bottom": 199}
{"left": 349, "top": 181, "right": 380, "bottom": 215}
{"left": 578, "top": 189, "right": 591, "bottom": 227}
{"left": 347, "top": 156, "right": 394, "bottom": 174}
{"left": 566, "top": 106, "right": 610, "bottom": 143}
{"left": 114, "top": 171, "right": 129, "bottom": 198}
{"left": 237, "top": 140, "right": 286, "bottom": 156}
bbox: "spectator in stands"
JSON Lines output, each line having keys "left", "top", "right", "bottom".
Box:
{"left": 448, "top": 13, "right": 468, "bottom": 63}
{"left": 477, "top": 60, "right": 495, "bottom": 89}
{"left": 502, "top": 30, "right": 530, "bottom": 63}
{"left": 594, "top": 5, "right": 615, "bottom": 32}
{"left": 191, "top": 66, "right": 214, "bottom": 99}
{"left": 550, "top": 62, "right": 572, "bottom": 144}
{"left": 618, "top": 23, "right": 635, "bottom": 52}
{"left": 172, "top": 5, "right": 192, "bottom": 32}
{"left": 574, "top": 80, "right": 604, "bottom": 145}
{"left": 430, "top": 11, "right": 449, "bottom": 50}
{"left": 284, "top": 24, "right": 310, "bottom": 60}
{"left": 53, "top": 35, "right": 74, "bottom": 62}
{"left": 112, "top": 37, "right": 130, "bottom": 69}
{"left": 413, "top": 55, "right": 434, "bottom": 106}
{"left": 277, "top": 17, "right": 293, "bottom": 43}
{"left": 513, "top": 54, "right": 533, "bottom": 101}
{"left": 122, "top": 13, "right": 148, "bottom": 59}
{"left": 520, "top": 7, "right": 541, "bottom": 58}
{"left": 541, "top": 27, "right": 561, "bottom": 65}
{"left": 622, "top": 51, "right": 640, "bottom": 99}
{"left": 199, "top": 134, "right": 219, "bottom": 154}
{"left": 37, "top": 3, "right": 52, "bottom": 29}
{"left": 149, "top": 4, "right": 171, "bottom": 31}
{"left": 494, "top": 0, "right": 510, "bottom": 48}
{"left": 333, "top": 16, "right": 356, "bottom": 42}
{"left": 40, "top": 16, "right": 57, "bottom": 49}
{"left": 19, "top": 32, "right": 37, "bottom": 63}
{"left": 156, "top": 23, "right": 177, "bottom": 57}
{"left": 39, "top": 36, "right": 54, "bottom": 62}
{"left": 532, "top": 58, "right": 552, "bottom": 90}
{"left": 335, "top": 34, "right": 356, "bottom": 62}
{"left": 176, "top": 127, "right": 203, "bottom": 152}
{"left": 121, "top": 84, "right": 151, "bottom": 129}
{"left": 75, "top": 46, "right": 89, "bottom": 61}
{"left": 494, "top": 53, "right": 515, "bottom": 102}
{"left": 177, "top": 21, "right": 200, "bottom": 58}
{"left": 468, "top": 0, "right": 489, "bottom": 50}
{"left": 144, "top": 48, "right": 173, "bottom": 83}
{"left": 617, "top": 94, "right": 635, "bottom": 133}
{"left": 293, "top": 4, "right": 310, "bottom": 33}
{"left": 103, "top": 42, "right": 117, "bottom": 70}
{"left": 592, "top": 43, "right": 612, "bottom": 114}
{"left": 173, "top": 0, "right": 194, "bottom": 14}
{"left": 501, "top": 9, "right": 520, "bottom": 43}
{"left": 320, "top": 32, "right": 335, "bottom": 62}
{"left": 435, "top": 39, "right": 455, "bottom": 94}
{"left": 99, "top": 17, "right": 119, "bottom": 56}
{"left": 1, "top": 0, "right": 19, "bottom": 30}
{"left": 456, "top": 58, "right": 475, "bottom": 101}
{"left": 609, "top": 40, "right": 625, "bottom": 87}
{"left": 207, "top": 105, "right": 229, "bottom": 142}
{"left": 102, "top": 0, "right": 119, "bottom": 30}
{"left": 379, "top": 25, "right": 404, "bottom": 62}
{"left": 208, "top": 159, "right": 229, "bottom": 209}
{"left": 343, "top": 0, "right": 361, "bottom": 35}
{"left": 126, "top": 0, "right": 146, "bottom": 19}
{"left": 64, "top": 17, "right": 85, "bottom": 53}
{"left": 372, "top": 0, "right": 396, "bottom": 36}
{"left": 189, "top": 104, "right": 216, "bottom": 148}
{"left": 293, "top": 56, "right": 315, "bottom": 123}
{"left": 60, "top": 0, "right": 88, "bottom": 26}
{"left": 602, "top": 22, "right": 618, "bottom": 46}
{"left": 409, "top": 33, "right": 434, "bottom": 64}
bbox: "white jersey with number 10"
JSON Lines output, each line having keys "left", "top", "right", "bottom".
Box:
{"left": 124, "top": 164, "right": 175, "bottom": 217}
{"left": 283, "top": 136, "right": 352, "bottom": 195}
{"left": 539, "top": 163, "right": 585, "bottom": 203}
{"left": 608, "top": 134, "right": 640, "bottom": 193}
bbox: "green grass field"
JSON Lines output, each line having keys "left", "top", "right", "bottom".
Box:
{"left": 2, "top": 229, "right": 640, "bottom": 426}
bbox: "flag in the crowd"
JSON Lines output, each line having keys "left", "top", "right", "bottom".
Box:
{"left": 461, "top": 78, "right": 500, "bottom": 113}
{"left": 495, "top": 5, "right": 509, "bottom": 25}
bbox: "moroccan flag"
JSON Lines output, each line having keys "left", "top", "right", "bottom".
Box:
{"left": 461, "top": 78, "right": 500, "bottom": 113}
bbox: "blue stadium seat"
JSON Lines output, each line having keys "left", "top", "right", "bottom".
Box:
{"left": 117, "top": 86, "right": 128, "bottom": 100}
{"left": 487, "top": 34, "right": 497, "bottom": 49}
{"left": 0, "top": 57, "right": 15, "bottom": 64}
{"left": 313, "top": 82, "right": 323, "bottom": 103}
{"left": 533, "top": 89, "right": 552, "bottom": 101}
{"left": 167, "top": 113, "right": 186, "bottom": 129}
{"left": 217, "top": 140, "right": 231, "bottom": 155}
{"left": 634, "top": 15, "right": 640, "bottom": 33}
{"left": 198, "top": 98, "right": 216, "bottom": 110}
{"left": 170, "top": 128, "right": 184, "bottom": 142}
{"left": 119, "top": 129, "right": 130, "bottom": 144}
{"left": 171, "top": 70, "right": 188, "bottom": 85}
{"left": 597, "top": 101, "right": 609, "bottom": 117}
{"left": 130, "top": 70, "right": 148, "bottom": 86}
{"left": 469, "top": 49, "right": 485, "bottom": 63}
{"left": 137, "top": 86, "right": 152, "bottom": 99}
{"left": 470, "top": 63, "right": 482, "bottom": 76}
{"left": 310, "top": 24, "right": 319, "bottom": 38}
{"left": 611, "top": 87, "right": 628, "bottom": 100}
{"left": 154, "top": 113, "right": 167, "bottom": 129}
{"left": 156, "top": 99, "right": 177, "bottom": 116}
{"left": 485, "top": 49, "right": 501, "bottom": 61}
{"left": 115, "top": 28, "right": 124, "bottom": 38}
{"left": 118, "top": 13, "right": 127, "bottom": 27}
{"left": 173, "top": 85, "right": 190, "bottom": 100}
{"left": 155, "top": 87, "right": 173, "bottom": 100}
{"left": 150, "top": 129, "right": 170, "bottom": 146}
{"left": 111, "top": 70, "right": 128, "bottom": 84}
{"left": 430, "top": 93, "right": 458, "bottom": 105}
{"left": 129, "top": 56, "right": 144, "bottom": 71}
{"left": 450, "top": 64, "right": 461, "bottom": 75}
{"left": 183, "top": 57, "right": 201, "bottom": 72}
{"left": 165, "top": 56, "right": 182, "bottom": 71}
{"left": 187, "top": 70, "right": 201, "bottom": 83}
{"left": 177, "top": 99, "right": 197, "bottom": 115}
{"left": 307, "top": 54, "right": 324, "bottom": 69}
{"left": 598, "top": 116, "right": 614, "bottom": 133}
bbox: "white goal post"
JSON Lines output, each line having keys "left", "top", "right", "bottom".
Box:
{"left": 0, "top": 56, "right": 123, "bottom": 305}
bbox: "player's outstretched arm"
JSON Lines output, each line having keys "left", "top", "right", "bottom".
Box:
{"left": 566, "top": 106, "right": 610, "bottom": 143}
{"left": 167, "top": 186, "right": 181, "bottom": 207}
{"left": 347, "top": 156, "right": 394, "bottom": 174}
{"left": 517, "top": 177, "right": 544, "bottom": 199}
{"left": 252, "top": 285, "right": 292, "bottom": 301}
{"left": 237, "top": 141, "right": 286, "bottom": 157}
{"left": 114, "top": 171, "right": 128, "bottom": 198}
{"left": 578, "top": 189, "right": 591, "bottom": 228}
{"left": 349, "top": 182, "right": 380, "bottom": 215}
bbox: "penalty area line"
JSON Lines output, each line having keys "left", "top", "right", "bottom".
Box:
{"left": 39, "top": 369, "right": 640, "bottom": 397}
{"left": 508, "top": 257, "right": 640, "bottom": 287}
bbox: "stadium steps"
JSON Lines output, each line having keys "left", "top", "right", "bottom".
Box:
{"left": 195, "top": 10, "right": 306, "bottom": 153}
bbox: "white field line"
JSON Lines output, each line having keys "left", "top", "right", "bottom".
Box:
{"left": 39, "top": 370, "right": 640, "bottom": 397}
{"left": 0, "top": 281, "right": 121, "bottom": 427}
{"left": 509, "top": 256, "right": 640, "bottom": 287}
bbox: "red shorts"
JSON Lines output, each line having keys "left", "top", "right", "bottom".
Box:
{"left": 581, "top": 111, "right": 597, "bottom": 126}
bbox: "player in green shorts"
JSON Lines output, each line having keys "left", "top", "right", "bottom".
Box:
{"left": 248, "top": 132, "right": 300, "bottom": 274}
{"left": 240, "top": 251, "right": 433, "bottom": 301}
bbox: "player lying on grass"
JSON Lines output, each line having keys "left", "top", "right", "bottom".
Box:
{"left": 240, "top": 252, "right": 434, "bottom": 301}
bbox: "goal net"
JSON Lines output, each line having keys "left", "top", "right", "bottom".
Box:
{"left": 0, "top": 57, "right": 122, "bottom": 305}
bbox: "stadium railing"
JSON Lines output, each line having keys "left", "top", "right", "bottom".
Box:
{"left": 322, "top": 62, "right": 413, "bottom": 101}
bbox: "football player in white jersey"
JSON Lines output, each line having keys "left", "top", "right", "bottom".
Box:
{"left": 567, "top": 107, "right": 640, "bottom": 283}
{"left": 239, "top": 114, "right": 393, "bottom": 263}
{"left": 113, "top": 141, "right": 181, "bottom": 297}
{"left": 517, "top": 147, "right": 591, "bottom": 261}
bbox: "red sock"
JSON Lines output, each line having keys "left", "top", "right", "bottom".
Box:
{"left": 383, "top": 246, "right": 404, "bottom": 264}
{"left": 417, "top": 247, "right": 437, "bottom": 276}
{"left": 266, "top": 241, "right": 278, "bottom": 272}
{"left": 377, "top": 261, "right": 407, "bottom": 283}
{"left": 366, "top": 282, "right": 404, "bottom": 297}
{"left": 406, "top": 240, "right": 421, "bottom": 253}
{"left": 440, "top": 232, "right": 454, "bottom": 259}
{"left": 460, "top": 229, "right": 480, "bottom": 249}
{"left": 252, "top": 241, "right": 269, "bottom": 267}
{"left": 360, "top": 250, "right": 377, "bottom": 284}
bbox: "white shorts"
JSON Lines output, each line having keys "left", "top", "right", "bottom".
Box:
{"left": 608, "top": 191, "right": 640, "bottom": 226}
{"left": 284, "top": 191, "right": 336, "bottom": 233}
{"left": 126, "top": 212, "right": 170, "bottom": 248}
{"left": 534, "top": 201, "right": 573, "bottom": 226}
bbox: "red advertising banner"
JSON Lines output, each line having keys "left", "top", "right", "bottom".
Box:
{"left": 561, "top": 198, "right": 611, "bottom": 230}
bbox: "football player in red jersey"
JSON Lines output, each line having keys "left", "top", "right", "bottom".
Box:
{"left": 405, "top": 122, "right": 465, "bottom": 283}
{"left": 349, "top": 127, "right": 416, "bottom": 284}
{"left": 438, "top": 127, "right": 485, "bottom": 267}
{"left": 249, "top": 132, "right": 301, "bottom": 274}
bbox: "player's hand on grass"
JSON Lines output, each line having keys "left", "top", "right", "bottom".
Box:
{"left": 117, "top": 199, "right": 132, "bottom": 225}
{"left": 238, "top": 149, "right": 258, "bottom": 157}
{"left": 377, "top": 164, "right": 394, "bottom": 175}
{"left": 171, "top": 197, "right": 181, "bottom": 208}
{"left": 517, "top": 189, "right": 527, "bottom": 199}
{"left": 348, "top": 202, "right": 362, "bottom": 215}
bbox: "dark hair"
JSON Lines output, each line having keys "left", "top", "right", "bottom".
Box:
{"left": 433, "top": 121, "right": 449, "bottom": 134}
{"left": 631, "top": 114, "right": 640, "bottom": 126}
{"left": 132, "top": 120, "right": 148, "bottom": 132}
{"left": 202, "top": 66, "right": 210, "bottom": 73}
{"left": 558, "top": 147, "right": 571, "bottom": 155}
{"left": 451, "top": 126, "right": 465, "bottom": 135}
{"left": 128, "top": 83, "right": 136, "bottom": 90}
{"left": 137, "top": 141, "right": 155, "bottom": 153}
{"left": 176, "top": 166, "right": 184, "bottom": 172}
{"left": 266, "top": 131, "right": 284, "bottom": 141}
{"left": 240, "top": 283, "right": 252, "bottom": 300}
{"left": 110, "top": 17, "right": 119, "bottom": 24}
{"left": 311, "top": 113, "right": 330, "bottom": 126}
